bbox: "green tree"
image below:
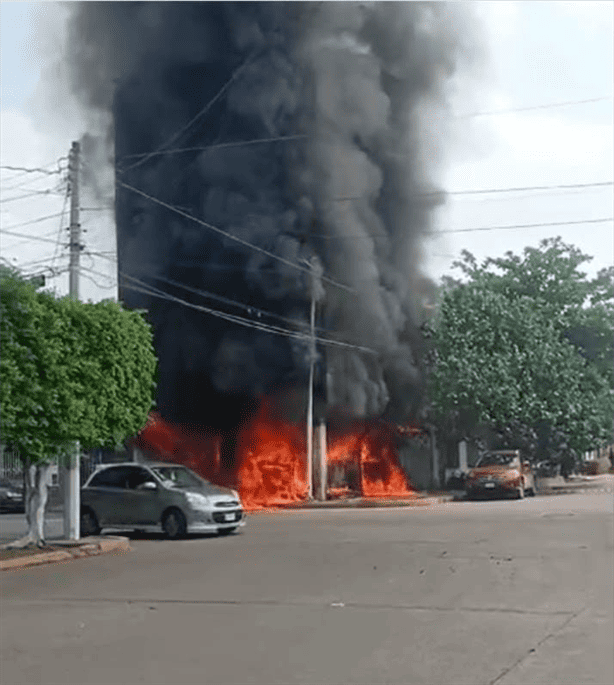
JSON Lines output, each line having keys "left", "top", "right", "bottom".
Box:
{"left": 0, "top": 267, "right": 157, "bottom": 545}
{"left": 428, "top": 238, "right": 613, "bottom": 462}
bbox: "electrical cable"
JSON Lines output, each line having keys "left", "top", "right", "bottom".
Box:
{"left": 0, "top": 158, "right": 67, "bottom": 179}
{"left": 434, "top": 217, "right": 613, "bottom": 234}
{"left": 0, "top": 228, "right": 66, "bottom": 245}
{"left": 0, "top": 212, "right": 66, "bottom": 231}
{"left": 143, "top": 273, "right": 334, "bottom": 335}
{"left": 78, "top": 266, "right": 117, "bottom": 290}
{"left": 0, "top": 188, "right": 61, "bottom": 204}
{"left": 0, "top": 229, "right": 60, "bottom": 250}
{"left": 117, "top": 180, "right": 356, "bottom": 293}
{"left": 117, "top": 134, "right": 307, "bottom": 166}
{"left": 51, "top": 189, "right": 71, "bottom": 272}
{"left": 456, "top": 95, "right": 612, "bottom": 118}
{"left": 120, "top": 48, "right": 262, "bottom": 174}
{"left": 308, "top": 216, "right": 614, "bottom": 239}
{"left": 329, "top": 180, "right": 613, "bottom": 204}
{"left": 120, "top": 272, "right": 376, "bottom": 354}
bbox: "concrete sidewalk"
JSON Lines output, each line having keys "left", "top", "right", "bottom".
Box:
{"left": 536, "top": 473, "right": 614, "bottom": 495}
{"left": 0, "top": 536, "right": 130, "bottom": 571}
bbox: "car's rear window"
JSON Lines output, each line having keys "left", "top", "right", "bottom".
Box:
{"left": 151, "top": 466, "right": 203, "bottom": 489}
{"left": 476, "top": 453, "right": 518, "bottom": 467}
{"left": 88, "top": 467, "right": 133, "bottom": 488}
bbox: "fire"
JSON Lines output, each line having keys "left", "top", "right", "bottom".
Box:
{"left": 235, "top": 401, "right": 307, "bottom": 509}
{"left": 328, "top": 425, "right": 415, "bottom": 499}
{"left": 135, "top": 405, "right": 416, "bottom": 508}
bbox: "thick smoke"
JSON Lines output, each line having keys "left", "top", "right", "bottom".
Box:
{"left": 65, "top": 2, "right": 475, "bottom": 430}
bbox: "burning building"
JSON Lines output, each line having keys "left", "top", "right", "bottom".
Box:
{"left": 65, "top": 2, "right": 476, "bottom": 505}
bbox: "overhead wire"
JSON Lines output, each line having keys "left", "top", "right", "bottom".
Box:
{"left": 117, "top": 180, "right": 356, "bottom": 293}
{"left": 456, "top": 95, "right": 612, "bottom": 118}
{"left": 434, "top": 217, "right": 613, "bottom": 234}
{"left": 120, "top": 48, "right": 262, "bottom": 174}
{"left": 0, "top": 229, "right": 60, "bottom": 250}
{"left": 0, "top": 228, "right": 66, "bottom": 245}
{"left": 120, "top": 272, "right": 376, "bottom": 354}
{"left": 0, "top": 212, "right": 66, "bottom": 232}
{"left": 78, "top": 265, "right": 117, "bottom": 290}
{"left": 328, "top": 180, "right": 613, "bottom": 204}
{"left": 0, "top": 188, "right": 63, "bottom": 204}
{"left": 0, "top": 158, "right": 67, "bottom": 179}
{"left": 51, "top": 187, "right": 71, "bottom": 272}
{"left": 117, "top": 134, "right": 307, "bottom": 166}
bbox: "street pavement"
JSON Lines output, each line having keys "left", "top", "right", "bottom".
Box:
{"left": 1, "top": 491, "right": 612, "bottom": 685}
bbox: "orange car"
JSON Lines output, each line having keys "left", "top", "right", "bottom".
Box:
{"left": 466, "top": 450, "right": 536, "bottom": 499}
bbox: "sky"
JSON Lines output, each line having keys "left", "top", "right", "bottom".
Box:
{"left": 1, "top": 1, "right": 613, "bottom": 303}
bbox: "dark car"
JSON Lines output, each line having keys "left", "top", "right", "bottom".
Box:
{"left": 0, "top": 479, "right": 25, "bottom": 512}
{"left": 466, "top": 450, "right": 536, "bottom": 500}
{"left": 80, "top": 462, "right": 246, "bottom": 538}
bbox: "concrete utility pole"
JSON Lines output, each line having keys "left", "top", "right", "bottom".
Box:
{"left": 306, "top": 260, "right": 316, "bottom": 500}
{"left": 64, "top": 141, "right": 81, "bottom": 540}
{"left": 316, "top": 419, "right": 327, "bottom": 501}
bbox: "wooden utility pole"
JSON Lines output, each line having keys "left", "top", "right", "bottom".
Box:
{"left": 64, "top": 141, "right": 81, "bottom": 540}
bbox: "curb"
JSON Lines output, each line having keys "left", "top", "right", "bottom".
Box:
{"left": 536, "top": 485, "right": 613, "bottom": 497}
{"left": 245, "top": 494, "right": 454, "bottom": 512}
{"left": 0, "top": 536, "right": 131, "bottom": 571}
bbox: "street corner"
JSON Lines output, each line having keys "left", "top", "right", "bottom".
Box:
{"left": 0, "top": 535, "right": 131, "bottom": 571}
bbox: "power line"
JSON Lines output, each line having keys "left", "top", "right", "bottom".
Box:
{"left": 329, "top": 180, "right": 613, "bottom": 204}
{"left": 144, "top": 273, "right": 335, "bottom": 335}
{"left": 117, "top": 180, "right": 355, "bottom": 293}
{"left": 10, "top": 255, "right": 67, "bottom": 272}
{"left": 0, "top": 228, "right": 67, "bottom": 245}
{"left": 1, "top": 170, "right": 67, "bottom": 193}
{"left": 308, "top": 216, "right": 614, "bottom": 240}
{"left": 120, "top": 272, "right": 376, "bottom": 354}
{"left": 0, "top": 212, "right": 66, "bottom": 231}
{"left": 434, "top": 217, "right": 613, "bottom": 234}
{"left": 120, "top": 49, "right": 261, "bottom": 174}
{"left": 51, "top": 188, "right": 71, "bottom": 272}
{"left": 456, "top": 95, "right": 612, "bottom": 118}
{"left": 0, "top": 229, "right": 59, "bottom": 249}
{"left": 117, "top": 134, "right": 307, "bottom": 166}
{"left": 78, "top": 265, "right": 116, "bottom": 290}
{"left": 0, "top": 188, "right": 62, "bottom": 204}
{"left": 444, "top": 181, "right": 613, "bottom": 197}
{"left": 0, "top": 159, "right": 67, "bottom": 178}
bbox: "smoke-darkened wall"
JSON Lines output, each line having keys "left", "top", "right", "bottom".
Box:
{"left": 65, "top": 2, "right": 476, "bottom": 431}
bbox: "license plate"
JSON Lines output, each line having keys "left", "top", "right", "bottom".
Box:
{"left": 224, "top": 513, "right": 235, "bottom": 522}
{"left": 484, "top": 482, "right": 496, "bottom": 488}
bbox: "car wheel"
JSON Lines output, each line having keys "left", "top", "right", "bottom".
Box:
{"left": 218, "top": 527, "right": 237, "bottom": 536}
{"left": 80, "top": 508, "right": 101, "bottom": 536}
{"left": 162, "top": 508, "right": 187, "bottom": 539}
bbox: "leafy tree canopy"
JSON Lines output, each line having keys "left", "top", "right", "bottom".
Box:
{"left": 429, "top": 238, "right": 613, "bottom": 458}
{"left": 1, "top": 267, "right": 157, "bottom": 462}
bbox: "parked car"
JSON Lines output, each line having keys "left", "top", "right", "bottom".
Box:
{"left": 466, "top": 450, "right": 536, "bottom": 499}
{"left": 0, "top": 479, "right": 24, "bottom": 513}
{"left": 80, "top": 463, "right": 245, "bottom": 538}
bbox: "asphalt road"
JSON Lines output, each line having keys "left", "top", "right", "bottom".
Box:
{"left": 1, "top": 492, "right": 612, "bottom": 685}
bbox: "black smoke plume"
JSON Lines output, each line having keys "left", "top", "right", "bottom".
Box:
{"left": 65, "top": 2, "right": 475, "bottom": 432}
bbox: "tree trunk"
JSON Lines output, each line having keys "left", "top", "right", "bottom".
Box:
{"left": 6, "top": 461, "right": 50, "bottom": 548}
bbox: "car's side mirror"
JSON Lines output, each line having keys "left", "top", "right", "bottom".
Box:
{"left": 138, "top": 481, "right": 157, "bottom": 491}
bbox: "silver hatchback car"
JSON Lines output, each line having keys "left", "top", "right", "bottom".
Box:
{"left": 81, "top": 463, "right": 245, "bottom": 538}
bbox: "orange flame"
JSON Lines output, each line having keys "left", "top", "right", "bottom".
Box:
{"left": 328, "top": 426, "right": 415, "bottom": 498}
{"left": 135, "top": 405, "right": 416, "bottom": 508}
{"left": 235, "top": 400, "right": 307, "bottom": 509}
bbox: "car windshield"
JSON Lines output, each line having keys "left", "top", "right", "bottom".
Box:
{"left": 151, "top": 466, "right": 204, "bottom": 489}
{"left": 476, "top": 453, "right": 518, "bottom": 467}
